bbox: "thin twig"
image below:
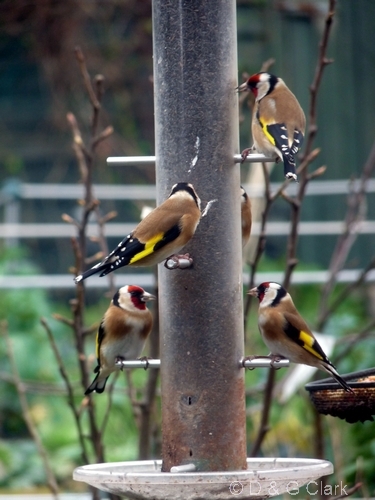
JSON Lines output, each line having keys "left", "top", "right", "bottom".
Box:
{"left": 52, "top": 313, "right": 74, "bottom": 328}
{"left": 92, "top": 125, "right": 114, "bottom": 149}
{"left": 249, "top": 368, "right": 276, "bottom": 457}
{"left": 125, "top": 370, "right": 142, "bottom": 423}
{"left": 1, "top": 321, "right": 60, "bottom": 499}
{"left": 41, "top": 317, "right": 90, "bottom": 464}
{"left": 301, "top": 0, "right": 336, "bottom": 163}
{"left": 317, "top": 138, "right": 375, "bottom": 328}
{"left": 282, "top": 0, "right": 336, "bottom": 289}
{"left": 61, "top": 213, "right": 80, "bottom": 228}
{"left": 317, "top": 255, "right": 375, "bottom": 330}
{"left": 82, "top": 322, "right": 99, "bottom": 338}
{"left": 329, "top": 482, "right": 362, "bottom": 500}
{"left": 100, "top": 372, "right": 119, "bottom": 436}
{"left": 334, "top": 319, "right": 375, "bottom": 365}
{"left": 67, "top": 49, "right": 110, "bottom": 473}
{"left": 74, "top": 47, "right": 100, "bottom": 112}
{"left": 66, "top": 112, "right": 91, "bottom": 183}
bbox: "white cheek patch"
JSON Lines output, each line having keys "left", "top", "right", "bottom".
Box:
{"left": 259, "top": 295, "right": 275, "bottom": 308}
{"left": 259, "top": 286, "right": 280, "bottom": 308}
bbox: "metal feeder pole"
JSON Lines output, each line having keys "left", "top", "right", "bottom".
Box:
{"left": 152, "top": 0, "right": 247, "bottom": 472}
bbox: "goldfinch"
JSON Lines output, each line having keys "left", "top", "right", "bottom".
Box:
{"left": 75, "top": 182, "right": 201, "bottom": 283}
{"left": 238, "top": 72, "right": 306, "bottom": 181}
{"left": 248, "top": 282, "right": 353, "bottom": 392}
{"left": 241, "top": 186, "right": 252, "bottom": 248}
{"left": 85, "top": 285, "right": 155, "bottom": 395}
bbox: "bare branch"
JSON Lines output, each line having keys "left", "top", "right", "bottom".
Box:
{"left": 66, "top": 112, "right": 91, "bottom": 183}
{"left": 334, "top": 319, "right": 375, "bottom": 365}
{"left": 1, "top": 321, "right": 59, "bottom": 498}
{"left": 329, "top": 482, "right": 362, "bottom": 500}
{"left": 74, "top": 46, "right": 100, "bottom": 112}
{"left": 99, "top": 210, "right": 118, "bottom": 225}
{"left": 309, "top": 165, "right": 327, "bottom": 180}
{"left": 317, "top": 255, "right": 375, "bottom": 329}
{"left": 100, "top": 372, "right": 119, "bottom": 436}
{"left": 260, "top": 58, "right": 275, "bottom": 72}
{"left": 41, "top": 317, "right": 90, "bottom": 464}
{"left": 249, "top": 368, "right": 276, "bottom": 457}
{"left": 282, "top": 0, "right": 336, "bottom": 289}
{"left": 82, "top": 322, "right": 99, "bottom": 338}
{"left": 302, "top": 0, "right": 336, "bottom": 162}
{"left": 92, "top": 125, "right": 114, "bottom": 150}
{"left": 317, "top": 139, "right": 375, "bottom": 327}
{"left": 52, "top": 313, "right": 74, "bottom": 328}
{"left": 61, "top": 213, "right": 80, "bottom": 228}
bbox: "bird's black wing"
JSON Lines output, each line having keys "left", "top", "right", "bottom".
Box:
{"left": 74, "top": 233, "right": 143, "bottom": 281}
{"left": 95, "top": 321, "right": 106, "bottom": 367}
{"left": 153, "top": 224, "right": 181, "bottom": 251}
{"left": 75, "top": 224, "right": 182, "bottom": 282}
{"left": 266, "top": 124, "right": 304, "bottom": 178}
{"left": 283, "top": 315, "right": 327, "bottom": 362}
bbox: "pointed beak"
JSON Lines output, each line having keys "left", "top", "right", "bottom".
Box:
{"left": 247, "top": 287, "right": 258, "bottom": 297}
{"left": 236, "top": 82, "right": 248, "bottom": 93}
{"left": 141, "top": 291, "right": 156, "bottom": 302}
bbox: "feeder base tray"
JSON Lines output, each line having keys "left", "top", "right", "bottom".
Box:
{"left": 73, "top": 457, "right": 333, "bottom": 500}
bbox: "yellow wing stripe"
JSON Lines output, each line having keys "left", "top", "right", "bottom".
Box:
{"left": 129, "top": 232, "right": 164, "bottom": 264}
{"left": 259, "top": 118, "right": 276, "bottom": 146}
{"left": 299, "top": 330, "right": 324, "bottom": 360}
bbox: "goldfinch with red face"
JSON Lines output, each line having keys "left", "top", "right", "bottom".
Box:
{"left": 85, "top": 285, "right": 155, "bottom": 395}
{"left": 238, "top": 72, "right": 306, "bottom": 181}
{"left": 75, "top": 182, "right": 201, "bottom": 283}
{"left": 248, "top": 282, "right": 353, "bottom": 392}
{"left": 241, "top": 186, "right": 252, "bottom": 248}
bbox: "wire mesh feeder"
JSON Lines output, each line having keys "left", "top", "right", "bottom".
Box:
{"left": 73, "top": 457, "right": 333, "bottom": 500}
{"left": 305, "top": 368, "right": 375, "bottom": 423}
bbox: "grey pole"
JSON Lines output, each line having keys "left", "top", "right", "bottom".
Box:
{"left": 152, "top": 0, "right": 247, "bottom": 472}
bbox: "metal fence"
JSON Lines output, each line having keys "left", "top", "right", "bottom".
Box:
{"left": 1, "top": 178, "right": 375, "bottom": 289}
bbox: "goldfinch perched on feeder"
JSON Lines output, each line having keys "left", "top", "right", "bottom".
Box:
{"left": 248, "top": 282, "right": 353, "bottom": 393}
{"left": 238, "top": 72, "right": 306, "bottom": 181}
{"left": 85, "top": 285, "right": 155, "bottom": 395}
{"left": 241, "top": 186, "right": 252, "bottom": 247}
{"left": 75, "top": 182, "right": 201, "bottom": 283}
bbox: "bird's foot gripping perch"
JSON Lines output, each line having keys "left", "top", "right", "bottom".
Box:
{"left": 268, "top": 354, "right": 287, "bottom": 369}
{"left": 115, "top": 356, "right": 126, "bottom": 370}
{"left": 164, "top": 253, "right": 193, "bottom": 270}
{"left": 240, "top": 146, "right": 255, "bottom": 164}
{"left": 138, "top": 356, "right": 153, "bottom": 370}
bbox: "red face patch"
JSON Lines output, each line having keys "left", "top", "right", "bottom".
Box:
{"left": 128, "top": 285, "right": 147, "bottom": 310}
{"left": 257, "top": 282, "right": 270, "bottom": 303}
{"left": 247, "top": 74, "right": 260, "bottom": 96}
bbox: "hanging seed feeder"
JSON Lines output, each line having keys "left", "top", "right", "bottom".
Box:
{"left": 306, "top": 367, "right": 375, "bottom": 423}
